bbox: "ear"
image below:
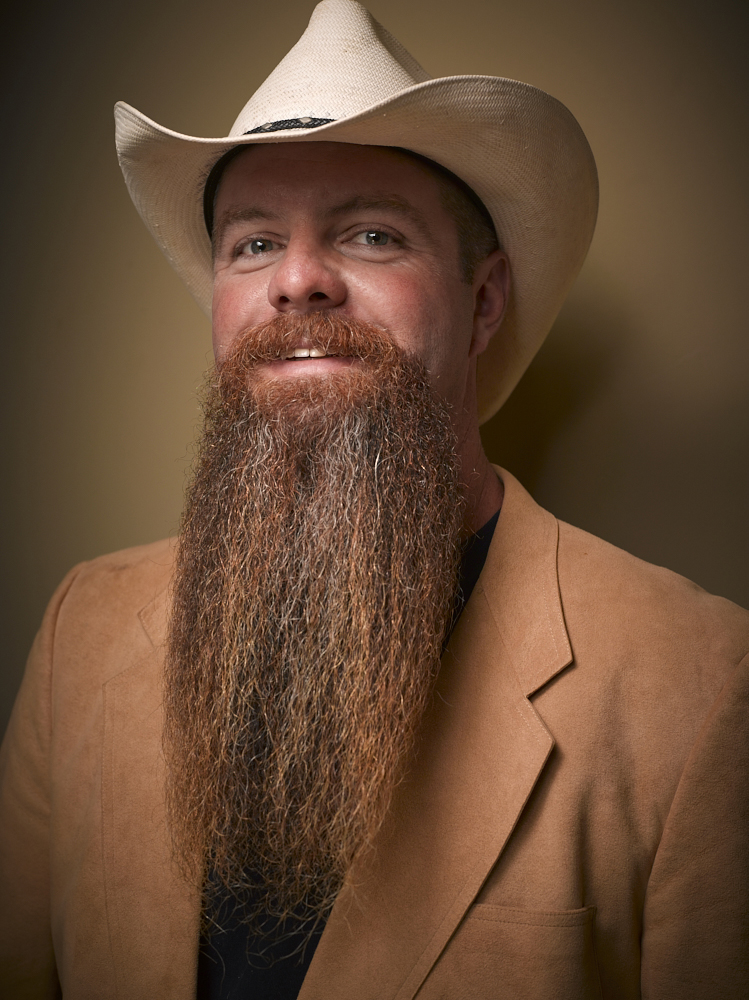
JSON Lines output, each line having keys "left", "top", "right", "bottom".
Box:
{"left": 469, "top": 250, "right": 510, "bottom": 359}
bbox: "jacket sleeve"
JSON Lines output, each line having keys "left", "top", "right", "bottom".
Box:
{"left": 0, "top": 570, "right": 82, "bottom": 999}
{"left": 641, "top": 651, "right": 749, "bottom": 999}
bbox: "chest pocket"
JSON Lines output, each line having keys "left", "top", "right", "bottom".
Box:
{"left": 416, "top": 904, "right": 602, "bottom": 1000}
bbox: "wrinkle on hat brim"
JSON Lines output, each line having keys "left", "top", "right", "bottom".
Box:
{"left": 115, "top": 74, "right": 597, "bottom": 423}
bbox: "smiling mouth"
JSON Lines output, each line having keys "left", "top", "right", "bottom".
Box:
{"left": 255, "top": 348, "right": 357, "bottom": 378}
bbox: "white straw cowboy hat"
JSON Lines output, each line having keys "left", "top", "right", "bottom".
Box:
{"left": 115, "top": 0, "right": 598, "bottom": 423}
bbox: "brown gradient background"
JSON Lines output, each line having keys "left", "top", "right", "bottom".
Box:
{"left": 2, "top": 0, "right": 748, "bottom": 733}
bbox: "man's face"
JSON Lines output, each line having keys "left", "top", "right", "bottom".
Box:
{"left": 211, "top": 141, "right": 492, "bottom": 424}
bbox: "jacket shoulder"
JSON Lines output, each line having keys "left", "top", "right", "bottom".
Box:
{"left": 40, "top": 538, "right": 176, "bottom": 689}
{"left": 556, "top": 518, "right": 749, "bottom": 679}
{"left": 67, "top": 535, "right": 176, "bottom": 583}
{"left": 59, "top": 537, "right": 175, "bottom": 613}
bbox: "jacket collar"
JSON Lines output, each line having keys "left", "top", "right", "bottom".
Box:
{"left": 480, "top": 467, "right": 572, "bottom": 697}
{"left": 135, "top": 468, "right": 572, "bottom": 998}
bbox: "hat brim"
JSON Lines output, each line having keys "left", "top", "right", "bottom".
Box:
{"left": 115, "top": 74, "right": 597, "bottom": 423}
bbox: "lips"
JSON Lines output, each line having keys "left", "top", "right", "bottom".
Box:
{"left": 258, "top": 344, "right": 357, "bottom": 378}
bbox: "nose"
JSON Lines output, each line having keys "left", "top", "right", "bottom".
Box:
{"left": 267, "top": 239, "right": 347, "bottom": 313}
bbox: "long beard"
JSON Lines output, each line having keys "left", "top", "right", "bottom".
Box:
{"left": 164, "top": 314, "right": 465, "bottom": 934}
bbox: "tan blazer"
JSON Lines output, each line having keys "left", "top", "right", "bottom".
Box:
{"left": 2, "top": 470, "right": 748, "bottom": 999}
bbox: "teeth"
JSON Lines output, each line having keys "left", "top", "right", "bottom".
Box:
{"left": 282, "top": 347, "right": 329, "bottom": 359}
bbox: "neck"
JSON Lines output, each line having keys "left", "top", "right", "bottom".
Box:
{"left": 457, "top": 420, "right": 504, "bottom": 533}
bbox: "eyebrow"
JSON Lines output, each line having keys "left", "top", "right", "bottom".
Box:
{"left": 324, "top": 194, "right": 433, "bottom": 242}
{"left": 212, "top": 206, "right": 279, "bottom": 258}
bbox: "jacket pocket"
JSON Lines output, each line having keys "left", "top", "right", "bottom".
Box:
{"left": 416, "top": 904, "right": 603, "bottom": 1000}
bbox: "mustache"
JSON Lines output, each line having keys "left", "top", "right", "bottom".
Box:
{"left": 219, "top": 312, "right": 402, "bottom": 366}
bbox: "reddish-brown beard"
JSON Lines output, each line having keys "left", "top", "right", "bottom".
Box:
{"left": 164, "top": 313, "right": 465, "bottom": 935}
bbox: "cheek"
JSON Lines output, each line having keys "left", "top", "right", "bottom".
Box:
{"left": 390, "top": 284, "right": 473, "bottom": 371}
{"left": 411, "top": 293, "right": 476, "bottom": 407}
{"left": 355, "top": 273, "right": 453, "bottom": 345}
{"left": 211, "top": 296, "right": 235, "bottom": 361}
{"left": 211, "top": 275, "right": 267, "bottom": 359}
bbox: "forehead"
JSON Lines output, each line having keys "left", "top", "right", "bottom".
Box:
{"left": 214, "top": 141, "right": 451, "bottom": 220}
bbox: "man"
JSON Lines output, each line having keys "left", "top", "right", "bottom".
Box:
{"left": 1, "top": 1, "right": 747, "bottom": 997}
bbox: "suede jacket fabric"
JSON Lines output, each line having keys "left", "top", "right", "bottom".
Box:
{"left": 1, "top": 469, "right": 748, "bottom": 999}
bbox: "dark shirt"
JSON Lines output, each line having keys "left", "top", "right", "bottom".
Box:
{"left": 196, "top": 507, "right": 500, "bottom": 1000}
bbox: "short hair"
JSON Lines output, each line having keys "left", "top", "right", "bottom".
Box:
{"left": 203, "top": 144, "right": 500, "bottom": 283}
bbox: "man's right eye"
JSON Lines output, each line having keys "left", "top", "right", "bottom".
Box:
{"left": 241, "top": 239, "right": 276, "bottom": 255}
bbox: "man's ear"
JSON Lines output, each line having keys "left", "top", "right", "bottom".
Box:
{"left": 469, "top": 250, "right": 510, "bottom": 359}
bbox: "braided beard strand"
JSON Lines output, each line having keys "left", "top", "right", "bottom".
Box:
{"left": 164, "top": 314, "right": 464, "bottom": 935}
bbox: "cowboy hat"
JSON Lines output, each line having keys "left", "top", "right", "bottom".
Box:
{"left": 115, "top": 0, "right": 598, "bottom": 422}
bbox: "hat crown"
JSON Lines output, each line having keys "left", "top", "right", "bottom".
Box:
{"left": 229, "top": 0, "right": 431, "bottom": 136}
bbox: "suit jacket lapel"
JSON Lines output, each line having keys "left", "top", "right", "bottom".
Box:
{"left": 300, "top": 469, "right": 572, "bottom": 1000}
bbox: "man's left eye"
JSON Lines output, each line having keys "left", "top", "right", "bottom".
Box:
{"left": 353, "top": 230, "right": 392, "bottom": 246}
{"left": 241, "top": 239, "right": 276, "bottom": 255}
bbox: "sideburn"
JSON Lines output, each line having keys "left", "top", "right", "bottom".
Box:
{"left": 164, "top": 314, "right": 465, "bottom": 936}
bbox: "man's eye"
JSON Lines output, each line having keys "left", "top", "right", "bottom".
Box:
{"left": 241, "top": 239, "right": 276, "bottom": 255}
{"left": 353, "top": 230, "right": 392, "bottom": 246}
